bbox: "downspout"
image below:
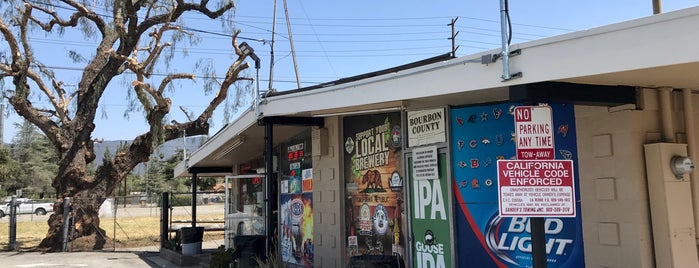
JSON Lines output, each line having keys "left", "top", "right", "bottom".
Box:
{"left": 683, "top": 88, "right": 699, "bottom": 244}
{"left": 659, "top": 87, "right": 676, "bottom": 143}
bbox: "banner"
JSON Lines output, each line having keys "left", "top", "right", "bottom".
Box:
{"left": 343, "top": 112, "right": 407, "bottom": 263}
{"left": 450, "top": 103, "right": 584, "bottom": 267}
{"left": 280, "top": 136, "right": 314, "bottom": 267}
{"left": 409, "top": 152, "right": 453, "bottom": 268}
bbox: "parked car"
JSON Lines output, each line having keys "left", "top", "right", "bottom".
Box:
{"left": 0, "top": 198, "right": 55, "bottom": 218}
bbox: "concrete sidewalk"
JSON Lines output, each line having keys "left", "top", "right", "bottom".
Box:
{"left": 0, "top": 251, "right": 203, "bottom": 268}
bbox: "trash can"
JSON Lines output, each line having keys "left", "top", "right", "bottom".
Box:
{"left": 180, "top": 227, "right": 205, "bottom": 256}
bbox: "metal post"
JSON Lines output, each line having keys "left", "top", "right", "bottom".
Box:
{"left": 161, "top": 192, "right": 170, "bottom": 249}
{"left": 531, "top": 217, "right": 547, "bottom": 268}
{"left": 499, "top": 0, "right": 511, "bottom": 81}
{"left": 192, "top": 173, "right": 197, "bottom": 228}
{"left": 8, "top": 196, "right": 16, "bottom": 250}
{"left": 224, "top": 176, "right": 230, "bottom": 249}
{"left": 61, "top": 197, "right": 71, "bottom": 252}
{"left": 653, "top": 0, "right": 662, "bottom": 14}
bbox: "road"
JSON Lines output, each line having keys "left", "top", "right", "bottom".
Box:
{"left": 0, "top": 204, "right": 225, "bottom": 223}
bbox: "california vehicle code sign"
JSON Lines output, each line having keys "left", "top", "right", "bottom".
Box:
{"left": 497, "top": 159, "right": 576, "bottom": 217}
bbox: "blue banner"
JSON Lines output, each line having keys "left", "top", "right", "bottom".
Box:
{"left": 450, "top": 103, "right": 584, "bottom": 267}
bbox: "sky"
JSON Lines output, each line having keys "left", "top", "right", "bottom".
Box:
{"left": 1, "top": 0, "right": 698, "bottom": 144}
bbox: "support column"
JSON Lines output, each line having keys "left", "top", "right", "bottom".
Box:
{"left": 192, "top": 173, "right": 198, "bottom": 228}
{"left": 265, "top": 121, "right": 274, "bottom": 255}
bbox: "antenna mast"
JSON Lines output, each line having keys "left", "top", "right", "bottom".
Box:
{"left": 269, "top": 0, "right": 277, "bottom": 91}
{"left": 283, "top": 0, "right": 302, "bottom": 89}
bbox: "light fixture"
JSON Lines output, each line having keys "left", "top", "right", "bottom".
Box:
{"left": 239, "top": 42, "right": 260, "bottom": 68}
{"left": 239, "top": 41, "right": 263, "bottom": 118}
{"left": 213, "top": 136, "right": 246, "bottom": 160}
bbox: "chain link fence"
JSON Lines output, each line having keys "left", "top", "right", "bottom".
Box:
{"left": 0, "top": 192, "right": 225, "bottom": 252}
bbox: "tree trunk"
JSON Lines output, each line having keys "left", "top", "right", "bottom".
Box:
{"left": 37, "top": 142, "right": 133, "bottom": 251}
{"left": 38, "top": 195, "right": 107, "bottom": 251}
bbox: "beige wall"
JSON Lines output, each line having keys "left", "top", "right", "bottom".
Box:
{"left": 575, "top": 88, "right": 698, "bottom": 267}
{"left": 311, "top": 117, "right": 344, "bottom": 267}
{"left": 576, "top": 105, "right": 655, "bottom": 268}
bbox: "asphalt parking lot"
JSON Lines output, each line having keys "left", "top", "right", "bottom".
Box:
{"left": 0, "top": 251, "right": 203, "bottom": 268}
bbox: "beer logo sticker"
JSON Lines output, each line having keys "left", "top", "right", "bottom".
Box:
{"left": 345, "top": 137, "right": 355, "bottom": 154}
{"left": 374, "top": 204, "right": 389, "bottom": 235}
{"left": 359, "top": 203, "right": 373, "bottom": 235}
{"left": 389, "top": 171, "right": 403, "bottom": 191}
{"left": 391, "top": 125, "right": 402, "bottom": 148}
{"left": 290, "top": 199, "right": 304, "bottom": 220}
{"left": 424, "top": 229, "right": 435, "bottom": 245}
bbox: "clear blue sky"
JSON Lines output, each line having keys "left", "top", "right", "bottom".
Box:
{"left": 1, "top": 0, "right": 698, "bottom": 143}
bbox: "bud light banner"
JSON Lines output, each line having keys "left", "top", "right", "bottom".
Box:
{"left": 450, "top": 103, "right": 584, "bottom": 267}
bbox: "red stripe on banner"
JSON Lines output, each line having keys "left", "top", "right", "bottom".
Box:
{"left": 453, "top": 179, "right": 507, "bottom": 268}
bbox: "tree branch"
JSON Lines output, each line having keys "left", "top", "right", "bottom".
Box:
{"left": 28, "top": 0, "right": 107, "bottom": 36}
{"left": 137, "top": 0, "right": 234, "bottom": 35}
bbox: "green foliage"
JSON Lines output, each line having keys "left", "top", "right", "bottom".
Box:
{"left": 170, "top": 195, "right": 193, "bottom": 206}
{"left": 209, "top": 245, "right": 234, "bottom": 268}
{"left": 0, "top": 146, "right": 23, "bottom": 194}
{"left": 4, "top": 121, "right": 58, "bottom": 197}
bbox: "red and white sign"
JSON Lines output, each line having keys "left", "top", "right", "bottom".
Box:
{"left": 514, "top": 106, "right": 554, "bottom": 160}
{"left": 497, "top": 160, "right": 576, "bottom": 217}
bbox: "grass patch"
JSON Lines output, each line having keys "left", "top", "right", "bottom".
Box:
{"left": 0, "top": 214, "right": 224, "bottom": 251}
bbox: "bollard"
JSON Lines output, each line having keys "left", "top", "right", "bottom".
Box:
{"left": 8, "top": 196, "right": 17, "bottom": 250}
{"left": 160, "top": 192, "right": 169, "bottom": 249}
{"left": 61, "top": 197, "right": 71, "bottom": 252}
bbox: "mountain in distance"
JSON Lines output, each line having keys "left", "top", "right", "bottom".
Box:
{"left": 92, "top": 136, "right": 207, "bottom": 174}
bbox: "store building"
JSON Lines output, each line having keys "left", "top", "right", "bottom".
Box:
{"left": 175, "top": 6, "right": 699, "bottom": 267}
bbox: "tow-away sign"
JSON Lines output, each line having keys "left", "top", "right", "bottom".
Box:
{"left": 514, "top": 106, "right": 554, "bottom": 160}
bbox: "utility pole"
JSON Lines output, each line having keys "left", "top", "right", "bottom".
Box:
{"left": 448, "top": 17, "right": 460, "bottom": 57}
{"left": 0, "top": 102, "right": 4, "bottom": 148}
{"left": 653, "top": 0, "right": 662, "bottom": 14}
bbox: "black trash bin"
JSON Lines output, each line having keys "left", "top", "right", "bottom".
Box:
{"left": 180, "top": 227, "right": 204, "bottom": 255}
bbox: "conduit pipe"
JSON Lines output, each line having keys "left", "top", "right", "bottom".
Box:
{"left": 659, "top": 87, "right": 676, "bottom": 142}
{"left": 683, "top": 88, "right": 699, "bottom": 244}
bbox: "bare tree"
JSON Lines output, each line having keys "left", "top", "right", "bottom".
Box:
{"left": 0, "top": 0, "right": 249, "bottom": 251}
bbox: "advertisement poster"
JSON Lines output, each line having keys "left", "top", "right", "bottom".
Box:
{"left": 343, "top": 112, "right": 407, "bottom": 263}
{"left": 450, "top": 103, "right": 585, "bottom": 267}
{"left": 280, "top": 193, "right": 313, "bottom": 266}
{"left": 280, "top": 137, "right": 314, "bottom": 267}
{"left": 409, "top": 152, "right": 453, "bottom": 268}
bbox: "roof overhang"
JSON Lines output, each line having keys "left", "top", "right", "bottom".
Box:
{"left": 176, "top": 6, "right": 699, "bottom": 177}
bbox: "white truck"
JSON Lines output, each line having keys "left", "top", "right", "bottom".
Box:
{"left": 0, "top": 198, "right": 55, "bottom": 218}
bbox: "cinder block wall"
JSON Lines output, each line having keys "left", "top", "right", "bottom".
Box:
{"left": 311, "top": 116, "right": 344, "bottom": 267}
{"left": 575, "top": 89, "right": 668, "bottom": 268}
